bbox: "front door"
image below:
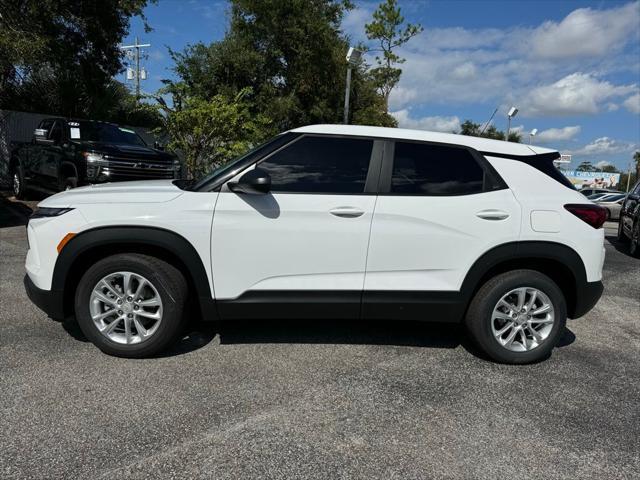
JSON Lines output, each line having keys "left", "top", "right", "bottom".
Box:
{"left": 211, "top": 135, "right": 381, "bottom": 319}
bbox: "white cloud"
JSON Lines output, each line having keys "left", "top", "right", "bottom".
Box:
{"left": 568, "top": 137, "right": 638, "bottom": 156}
{"left": 392, "top": 110, "right": 461, "bottom": 133}
{"left": 348, "top": 2, "right": 639, "bottom": 119}
{"left": 595, "top": 160, "right": 613, "bottom": 169}
{"left": 623, "top": 92, "right": 640, "bottom": 114}
{"left": 521, "top": 73, "right": 636, "bottom": 116}
{"left": 535, "top": 125, "right": 581, "bottom": 143}
{"left": 529, "top": 2, "right": 640, "bottom": 59}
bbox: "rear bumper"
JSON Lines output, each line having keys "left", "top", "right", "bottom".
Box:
{"left": 571, "top": 280, "right": 604, "bottom": 319}
{"left": 24, "top": 275, "right": 65, "bottom": 320}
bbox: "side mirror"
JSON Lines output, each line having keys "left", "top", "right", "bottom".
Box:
{"left": 154, "top": 141, "right": 165, "bottom": 151}
{"left": 228, "top": 168, "right": 271, "bottom": 195}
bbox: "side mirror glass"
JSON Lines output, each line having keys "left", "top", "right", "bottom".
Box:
{"left": 228, "top": 168, "right": 271, "bottom": 195}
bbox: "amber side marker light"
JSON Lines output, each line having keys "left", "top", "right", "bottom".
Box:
{"left": 57, "top": 233, "right": 76, "bottom": 253}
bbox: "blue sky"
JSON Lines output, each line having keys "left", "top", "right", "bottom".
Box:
{"left": 125, "top": 0, "right": 640, "bottom": 171}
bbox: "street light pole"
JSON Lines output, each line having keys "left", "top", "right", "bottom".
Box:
{"left": 343, "top": 47, "right": 362, "bottom": 125}
{"left": 343, "top": 67, "right": 353, "bottom": 125}
{"left": 506, "top": 106, "right": 518, "bottom": 142}
{"left": 529, "top": 128, "right": 538, "bottom": 145}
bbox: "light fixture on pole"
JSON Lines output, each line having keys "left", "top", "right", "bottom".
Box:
{"left": 529, "top": 128, "right": 538, "bottom": 144}
{"left": 506, "top": 106, "right": 518, "bottom": 142}
{"left": 343, "top": 47, "right": 362, "bottom": 124}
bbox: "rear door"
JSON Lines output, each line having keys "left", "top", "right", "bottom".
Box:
{"left": 211, "top": 135, "right": 382, "bottom": 319}
{"left": 363, "top": 140, "right": 521, "bottom": 320}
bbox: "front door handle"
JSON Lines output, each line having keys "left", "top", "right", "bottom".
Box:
{"left": 476, "top": 209, "right": 510, "bottom": 221}
{"left": 329, "top": 207, "right": 365, "bottom": 218}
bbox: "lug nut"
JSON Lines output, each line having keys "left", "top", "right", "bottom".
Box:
{"left": 127, "top": 313, "right": 132, "bottom": 318}
{"left": 118, "top": 310, "right": 123, "bottom": 315}
{"left": 134, "top": 305, "right": 139, "bottom": 310}
{"left": 117, "top": 299, "right": 122, "bottom": 305}
{"left": 127, "top": 296, "right": 133, "bottom": 302}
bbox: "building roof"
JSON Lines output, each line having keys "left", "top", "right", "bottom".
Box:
{"left": 291, "top": 124, "right": 556, "bottom": 156}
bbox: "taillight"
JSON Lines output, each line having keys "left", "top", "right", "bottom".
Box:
{"left": 564, "top": 204, "right": 607, "bottom": 229}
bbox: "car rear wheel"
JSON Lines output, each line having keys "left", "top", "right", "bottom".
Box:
{"left": 465, "top": 270, "right": 567, "bottom": 364}
{"left": 74, "top": 253, "right": 187, "bottom": 357}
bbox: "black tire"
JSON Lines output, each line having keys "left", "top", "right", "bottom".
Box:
{"left": 465, "top": 270, "right": 567, "bottom": 364}
{"left": 630, "top": 221, "right": 640, "bottom": 258}
{"left": 11, "top": 163, "right": 27, "bottom": 199}
{"left": 617, "top": 218, "right": 629, "bottom": 243}
{"left": 74, "top": 253, "right": 188, "bottom": 358}
{"left": 60, "top": 176, "right": 77, "bottom": 191}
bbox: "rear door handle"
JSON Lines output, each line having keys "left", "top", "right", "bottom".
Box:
{"left": 329, "top": 207, "right": 365, "bottom": 218}
{"left": 476, "top": 209, "right": 510, "bottom": 221}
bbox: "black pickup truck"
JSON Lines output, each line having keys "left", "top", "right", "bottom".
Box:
{"left": 10, "top": 118, "right": 181, "bottom": 198}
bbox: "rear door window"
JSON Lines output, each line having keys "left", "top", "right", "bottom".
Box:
{"left": 391, "top": 142, "right": 485, "bottom": 195}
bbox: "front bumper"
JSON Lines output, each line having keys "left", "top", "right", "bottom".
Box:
{"left": 571, "top": 280, "right": 604, "bottom": 319}
{"left": 24, "top": 275, "right": 65, "bottom": 320}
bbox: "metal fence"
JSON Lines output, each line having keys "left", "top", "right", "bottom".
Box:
{"left": 0, "top": 109, "right": 160, "bottom": 187}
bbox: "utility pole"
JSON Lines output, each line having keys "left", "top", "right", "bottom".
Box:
{"left": 344, "top": 47, "right": 362, "bottom": 124}
{"left": 120, "top": 37, "right": 150, "bottom": 101}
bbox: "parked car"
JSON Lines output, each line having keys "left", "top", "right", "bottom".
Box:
{"left": 618, "top": 180, "right": 640, "bottom": 256}
{"left": 600, "top": 198, "right": 624, "bottom": 221}
{"left": 10, "top": 118, "right": 180, "bottom": 198}
{"left": 24, "top": 125, "right": 606, "bottom": 364}
{"left": 594, "top": 193, "right": 626, "bottom": 203}
{"left": 587, "top": 193, "right": 613, "bottom": 201}
{"left": 580, "top": 187, "right": 620, "bottom": 197}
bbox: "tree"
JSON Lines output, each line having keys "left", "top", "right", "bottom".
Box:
{"left": 162, "top": 0, "right": 395, "bottom": 135}
{"left": 458, "top": 119, "right": 521, "bottom": 142}
{"left": 576, "top": 161, "right": 597, "bottom": 172}
{"left": 0, "top": 0, "right": 152, "bottom": 119}
{"left": 599, "top": 163, "right": 619, "bottom": 173}
{"left": 155, "top": 88, "right": 269, "bottom": 179}
{"left": 364, "top": 0, "right": 422, "bottom": 111}
{"left": 635, "top": 151, "right": 640, "bottom": 177}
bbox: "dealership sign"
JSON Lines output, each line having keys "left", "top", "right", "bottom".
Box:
{"left": 561, "top": 170, "right": 621, "bottom": 190}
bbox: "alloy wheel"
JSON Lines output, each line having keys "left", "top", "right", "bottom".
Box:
{"left": 491, "top": 287, "right": 555, "bottom": 352}
{"left": 89, "top": 271, "right": 163, "bottom": 345}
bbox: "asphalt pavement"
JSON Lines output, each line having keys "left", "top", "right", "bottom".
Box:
{"left": 1, "top": 195, "right": 639, "bottom": 479}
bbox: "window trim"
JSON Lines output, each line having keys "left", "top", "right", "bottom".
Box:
{"left": 378, "top": 139, "right": 507, "bottom": 197}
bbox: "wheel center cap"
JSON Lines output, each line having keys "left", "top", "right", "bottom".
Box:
{"left": 122, "top": 302, "right": 133, "bottom": 314}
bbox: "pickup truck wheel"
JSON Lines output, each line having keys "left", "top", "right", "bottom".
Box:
{"left": 12, "top": 164, "right": 26, "bottom": 199}
{"left": 74, "top": 253, "right": 187, "bottom": 358}
{"left": 465, "top": 270, "right": 567, "bottom": 364}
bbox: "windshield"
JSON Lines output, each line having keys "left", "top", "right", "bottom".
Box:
{"left": 69, "top": 122, "right": 147, "bottom": 146}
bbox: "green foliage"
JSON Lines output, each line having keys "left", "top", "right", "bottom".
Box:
{"left": 599, "top": 163, "right": 619, "bottom": 173}
{"left": 159, "top": 0, "right": 396, "bottom": 176}
{"left": 458, "top": 119, "right": 521, "bottom": 143}
{"left": 365, "top": 0, "right": 422, "bottom": 110}
{"left": 0, "top": 0, "right": 152, "bottom": 120}
{"left": 155, "top": 88, "right": 270, "bottom": 179}
{"left": 576, "top": 161, "right": 597, "bottom": 172}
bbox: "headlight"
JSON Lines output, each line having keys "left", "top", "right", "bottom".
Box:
{"left": 83, "top": 152, "right": 104, "bottom": 163}
{"left": 30, "top": 207, "right": 74, "bottom": 219}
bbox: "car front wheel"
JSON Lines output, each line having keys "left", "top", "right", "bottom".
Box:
{"left": 74, "top": 253, "right": 187, "bottom": 358}
{"left": 12, "top": 164, "right": 26, "bottom": 199}
{"left": 630, "top": 221, "right": 640, "bottom": 258}
{"left": 465, "top": 270, "right": 567, "bottom": 364}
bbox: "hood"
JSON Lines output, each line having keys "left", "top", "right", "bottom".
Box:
{"left": 39, "top": 180, "right": 184, "bottom": 207}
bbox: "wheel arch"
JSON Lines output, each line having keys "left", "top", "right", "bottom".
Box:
{"left": 59, "top": 161, "right": 78, "bottom": 179}
{"left": 460, "top": 241, "right": 588, "bottom": 319}
{"left": 53, "top": 226, "right": 217, "bottom": 321}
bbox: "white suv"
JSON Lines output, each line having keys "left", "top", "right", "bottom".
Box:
{"left": 24, "top": 125, "right": 606, "bottom": 363}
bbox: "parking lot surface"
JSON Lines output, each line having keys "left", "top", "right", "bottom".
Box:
{"left": 1, "top": 195, "right": 639, "bottom": 479}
